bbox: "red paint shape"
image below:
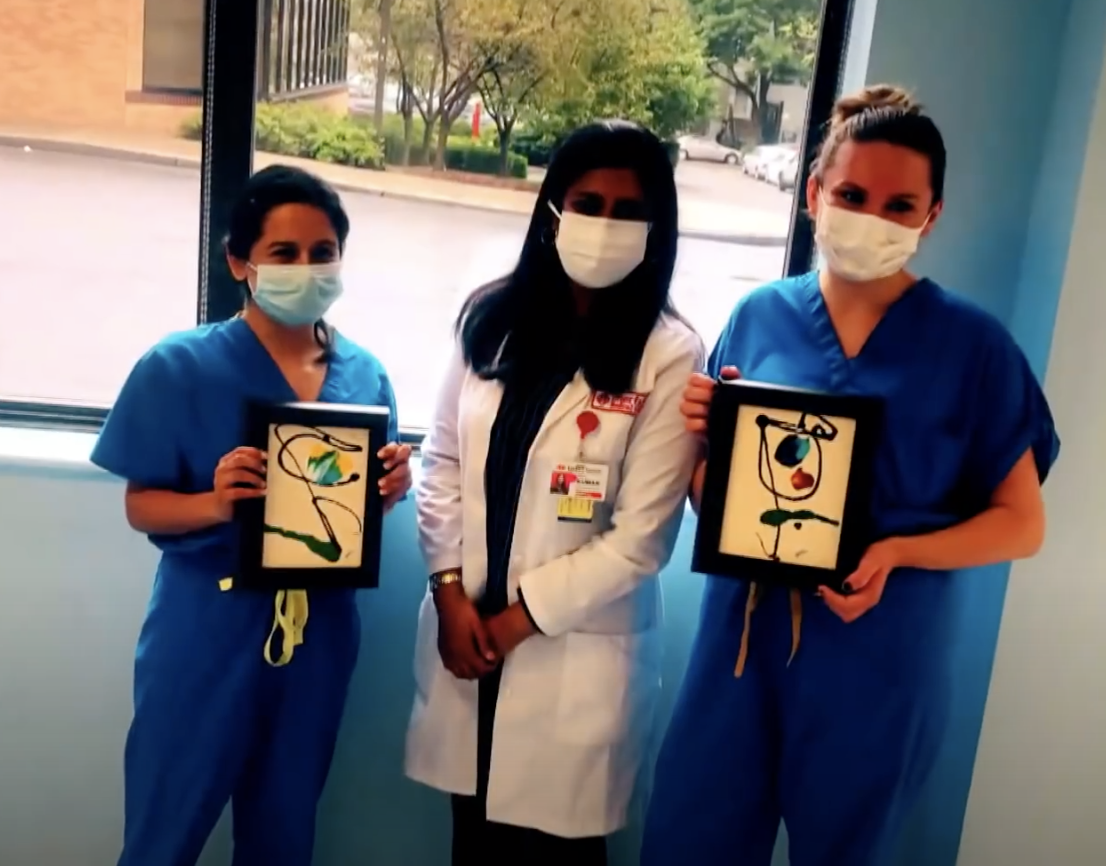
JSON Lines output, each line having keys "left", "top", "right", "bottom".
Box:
{"left": 791, "top": 468, "right": 814, "bottom": 490}
{"left": 577, "top": 410, "right": 600, "bottom": 438}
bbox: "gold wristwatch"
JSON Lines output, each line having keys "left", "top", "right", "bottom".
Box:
{"left": 429, "top": 569, "right": 463, "bottom": 593}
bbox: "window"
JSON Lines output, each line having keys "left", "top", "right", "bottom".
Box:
{"left": 0, "top": 0, "right": 849, "bottom": 437}
{"left": 143, "top": 0, "right": 206, "bottom": 93}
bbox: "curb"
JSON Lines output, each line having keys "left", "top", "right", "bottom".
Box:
{"left": 0, "top": 136, "right": 788, "bottom": 248}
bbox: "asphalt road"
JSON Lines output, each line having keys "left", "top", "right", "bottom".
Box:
{"left": 0, "top": 147, "right": 795, "bottom": 428}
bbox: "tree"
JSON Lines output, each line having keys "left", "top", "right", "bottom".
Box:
{"left": 689, "top": 0, "right": 820, "bottom": 141}
{"left": 476, "top": 0, "right": 589, "bottom": 174}
{"left": 424, "top": 0, "right": 519, "bottom": 170}
{"left": 524, "top": 0, "right": 714, "bottom": 143}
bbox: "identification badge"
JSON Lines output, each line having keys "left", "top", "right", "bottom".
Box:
{"left": 549, "top": 461, "right": 609, "bottom": 501}
{"left": 592, "top": 391, "right": 648, "bottom": 416}
{"left": 557, "top": 496, "right": 595, "bottom": 522}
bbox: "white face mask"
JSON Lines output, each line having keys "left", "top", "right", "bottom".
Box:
{"left": 549, "top": 203, "right": 649, "bottom": 289}
{"left": 814, "top": 198, "right": 927, "bottom": 282}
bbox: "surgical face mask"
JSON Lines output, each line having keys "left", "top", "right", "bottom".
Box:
{"left": 814, "top": 198, "right": 927, "bottom": 282}
{"left": 249, "top": 262, "right": 343, "bottom": 326}
{"left": 549, "top": 203, "right": 649, "bottom": 289}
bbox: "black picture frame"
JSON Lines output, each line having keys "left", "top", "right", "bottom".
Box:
{"left": 236, "top": 401, "right": 390, "bottom": 591}
{"left": 692, "top": 381, "right": 883, "bottom": 592}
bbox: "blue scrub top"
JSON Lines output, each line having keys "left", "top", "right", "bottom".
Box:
{"left": 709, "top": 273, "right": 1059, "bottom": 666}
{"left": 91, "top": 316, "right": 399, "bottom": 579}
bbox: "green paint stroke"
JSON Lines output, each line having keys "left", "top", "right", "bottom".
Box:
{"left": 759, "top": 508, "right": 840, "bottom": 528}
{"left": 306, "top": 449, "right": 344, "bottom": 486}
{"left": 264, "top": 524, "right": 341, "bottom": 562}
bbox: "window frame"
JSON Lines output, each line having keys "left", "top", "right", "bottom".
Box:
{"left": 0, "top": 0, "right": 853, "bottom": 448}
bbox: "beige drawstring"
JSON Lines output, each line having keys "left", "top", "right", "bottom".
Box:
{"left": 734, "top": 584, "right": 803, "bottom": 677}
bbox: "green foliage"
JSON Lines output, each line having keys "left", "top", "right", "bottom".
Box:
{"left": 689, "top": 0, "right": 820, "bottom": 97}
{"left": 180, "top": 113, "right": 203, "bottom": 141}
{"left": 253, "top": 104, "right": 386, "bottom": 169}
{"left": 444, "top": 138, "right": 528, "bottom": 179}
{"left": 517, "top": 0, "right": 715, "bottom": 145}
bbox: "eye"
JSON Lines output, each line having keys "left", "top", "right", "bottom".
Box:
{"left": 310, "top": 243, "right": 339, "bottom": 263}
{"left": 837, "top": 187, "right": 866, "bottom": 207}
{"left": 568, "top": 193, "right": 604, "bottom": 216}
{"left": 611, "top": 199, "right": 650, "bottom": 221}
{"left": 885, "top": 198, "right": 916, "bottom": 214}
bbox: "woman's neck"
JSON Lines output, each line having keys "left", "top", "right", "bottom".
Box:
{"left": 242, "top": 304, "right": 318, "bottom": 359}
{"left": 818, "top": 268, "right": 917, "bottom": 315}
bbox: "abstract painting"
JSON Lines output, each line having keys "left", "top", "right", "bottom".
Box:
{"left": 261, "top": 424, "right": 371, "bottom": 569}
{"left": 692, "top": 381, "right": 882, "bottom": 591}
{"left": 718, "top": 407, "right": 855, "bottom": 569}
{"left": 237, "top": 402, "right": 390, "bottom": 590}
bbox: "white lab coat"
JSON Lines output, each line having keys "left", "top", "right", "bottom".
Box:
{"left": 404, "top": 314, "right": 705, "bottom": 838}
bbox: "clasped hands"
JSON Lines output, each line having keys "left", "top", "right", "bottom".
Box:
{"left": 435, "top": 584, "right": 537, "bottom": 680}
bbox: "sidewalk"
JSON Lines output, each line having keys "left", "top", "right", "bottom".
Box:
{"left": 0, "top": 126, "right": 788, "bottom": 246}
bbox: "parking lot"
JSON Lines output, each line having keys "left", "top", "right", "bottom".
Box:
{"left": 0, "top": 148, "right": 799, "bottom": 428}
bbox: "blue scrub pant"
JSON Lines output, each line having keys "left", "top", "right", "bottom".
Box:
{"left": 117, "top": 566, "right": 360, "bottom": 866}
{"left": 642, "top": 577, "right": 952, "bottom": 866}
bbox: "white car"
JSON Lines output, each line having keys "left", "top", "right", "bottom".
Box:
{"left": 677, "top": 135, "right": 741, "bottom": 165}
{"left": 755, "top": 147, "right": 797, "bottom": 181}
{"left": 743, "top": 145, "right": 787, "bottom": 179}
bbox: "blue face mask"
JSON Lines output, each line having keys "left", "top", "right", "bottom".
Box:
{"left": 249, "top": 263, "right": 344, "bottom": 327}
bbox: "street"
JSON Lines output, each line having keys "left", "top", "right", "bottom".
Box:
{"left": 0, "top": 148, "right": 795, "bottom": 429}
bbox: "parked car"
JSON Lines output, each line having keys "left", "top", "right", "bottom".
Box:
{"left": 677, "top": 135, "right": 741, "bottom": 165}
{"left": 776, "top": 152, "right": 800, "bottom": 191}
{"left": 742, "top": 144, "right": 783, "bottom": 177}
{"left": 756, "top": 146, "right": 797, "bottom": 181}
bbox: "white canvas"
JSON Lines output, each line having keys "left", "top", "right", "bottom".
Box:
{"left": 261, "top": 423, "right": 371, "bottom": 569}
{"left": 718, "top": 405, "right": 856, "bottom": 570}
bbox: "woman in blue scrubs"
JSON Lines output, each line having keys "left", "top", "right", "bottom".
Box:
{"left": 91, "top": 165, "right": 412, "bottom": 866}
{"left": 641, "top": 85, "right": 1061, "bottom": 866}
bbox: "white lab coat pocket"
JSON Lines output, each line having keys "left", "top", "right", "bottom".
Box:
{"left": 555, "top": 632, "right": 657, "bottom": 746}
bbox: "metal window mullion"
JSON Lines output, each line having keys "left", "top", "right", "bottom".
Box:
{"left": 294, "top": 0, "right": 307, "bottom": 89}
{"left": 782, "top": 0, "right": 855, "bottom": 278}
{"left": 338, "top": 0, "right": 350, "bottom": 81}
{"left": 197, "top": 0, "right": 261, "bottom": 326}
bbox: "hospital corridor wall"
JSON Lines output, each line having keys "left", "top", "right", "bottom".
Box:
{"left": 2, "top": 0, "right": 1106, "bottom": 862}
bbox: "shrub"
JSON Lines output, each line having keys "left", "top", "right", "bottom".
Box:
{"left": 443, "top": 138, "right": 528, "bottom": 179}
{"left": 180, "top": 113, "right": 204, "bottom": 141}
{"left": 178, "top": 104, "right": 524, "bottom": 177}
{"left": 254, "top": 104, "right": 385, "bottom": 170}
{"left": 510, "top": 131, "right": 558, "bottom": 167}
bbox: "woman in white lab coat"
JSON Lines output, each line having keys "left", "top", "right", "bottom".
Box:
{"left": 405, "top": 120, "right": 704, "bottom": 864}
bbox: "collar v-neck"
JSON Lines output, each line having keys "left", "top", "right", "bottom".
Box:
{"left": 802, "top": 272, "right": 931, "bottom": 391}
{"left": 227, "top": 316, "right": 339, "bottom": 404}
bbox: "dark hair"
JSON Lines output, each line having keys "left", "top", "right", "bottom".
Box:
{"left": 224, "top": 164, "right": 351, "bottom": 353}
{"left": 455, "top": 120, "right": 680, "bottom": 394}
{"left": 812, "top": 84, "right": 947, "bottom": 205}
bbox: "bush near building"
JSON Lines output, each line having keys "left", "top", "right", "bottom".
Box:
{"left": 180, "top": 105, "right": 525, "bottom": 178}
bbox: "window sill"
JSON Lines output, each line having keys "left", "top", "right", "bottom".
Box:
{"left": 0, "top": 426, "right": 102, "bottom": 476}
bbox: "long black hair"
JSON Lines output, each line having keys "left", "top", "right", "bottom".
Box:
{"left": 224, "top": 164, "right": 351, "bottom": 354}
{"left": 456, "top": 120, "right": 680, "bottom": 394}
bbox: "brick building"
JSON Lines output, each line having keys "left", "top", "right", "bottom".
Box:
{"left": 0, "top": 0, "right": 351, "bottom": 136}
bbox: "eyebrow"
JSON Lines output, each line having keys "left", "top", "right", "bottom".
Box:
{"left": 835, "top": 183, "right": 920, "bottom": 200}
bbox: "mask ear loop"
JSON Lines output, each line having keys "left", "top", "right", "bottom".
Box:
{"left": 542, "top": 200, "right": 561, "bottom": 245}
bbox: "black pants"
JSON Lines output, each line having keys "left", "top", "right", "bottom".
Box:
{"left": 451, "top": 667, "right": 608, "bottom": 866}
{"left": 451, "top": 794, "right": 608, "bottom": 866}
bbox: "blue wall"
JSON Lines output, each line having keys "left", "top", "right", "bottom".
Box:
{"left": 1, "top": 0, "right": 1104, "bottom": 863}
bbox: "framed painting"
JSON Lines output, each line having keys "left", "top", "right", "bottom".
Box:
{"left": 692, "top": 381, "right": 883, "bottom": 592}
{"left": 236, "top": 401, "right": 391, "bottom": 591}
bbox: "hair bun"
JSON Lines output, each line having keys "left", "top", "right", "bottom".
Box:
{"left": 831, "top": 84, "right": 920, "bottom": 125}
